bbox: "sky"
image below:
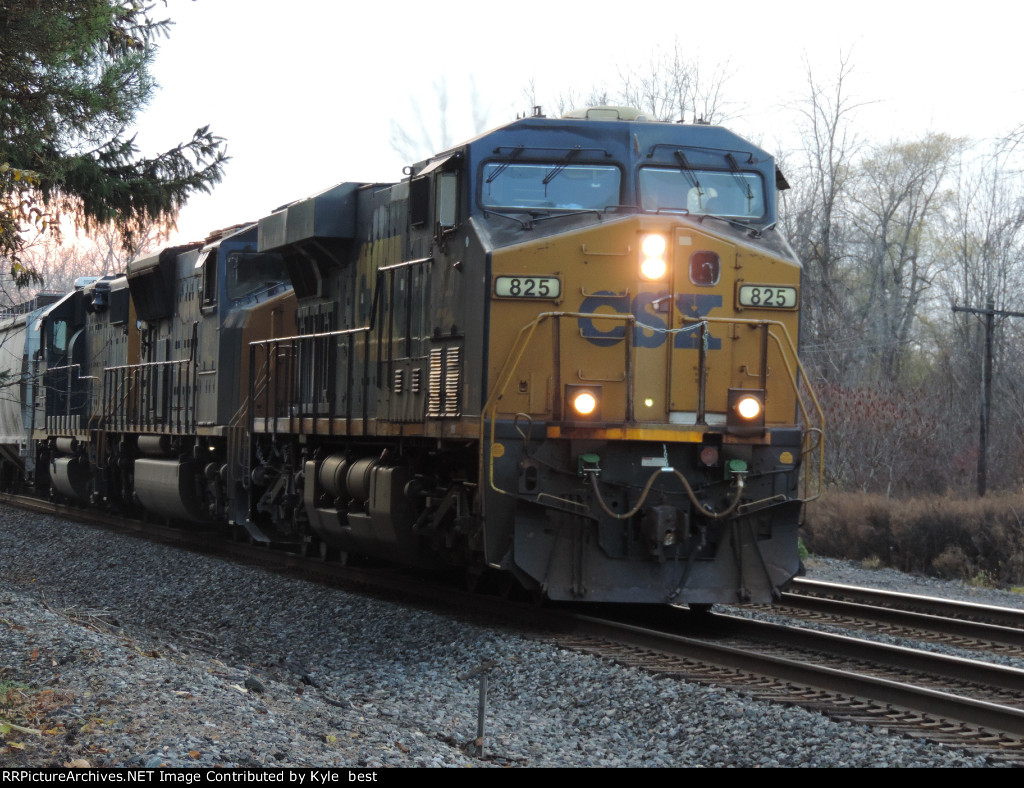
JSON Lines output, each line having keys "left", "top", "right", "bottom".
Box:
{"left": 132, "top": 0, "right": 1023, "bottom": 245}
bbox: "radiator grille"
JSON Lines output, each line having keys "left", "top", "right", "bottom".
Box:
{"left": 427, "top": 346, "right": 461, "bottom": 417}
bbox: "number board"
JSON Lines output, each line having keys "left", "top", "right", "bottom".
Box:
{"left": 737, "top": 285, "right": 798, "bottom": 310}
{"left": 493, "top": 276, "right": 561, "bottom": 300}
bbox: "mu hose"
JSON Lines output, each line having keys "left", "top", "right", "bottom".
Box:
{"left": 587, "top": 467, "right": 745, "bottom": 521}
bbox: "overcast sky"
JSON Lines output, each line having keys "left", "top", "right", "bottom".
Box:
{"left": 132, "top": 0, "right": 1021, "bottom": 244}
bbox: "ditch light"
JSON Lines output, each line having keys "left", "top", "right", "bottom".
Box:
{"left": 727, "top": 388, "right": 765, "bottom": 436}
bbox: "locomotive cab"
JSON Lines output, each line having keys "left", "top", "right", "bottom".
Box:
{"left": 33, "top": 280, "right": 105, "bottom": 502}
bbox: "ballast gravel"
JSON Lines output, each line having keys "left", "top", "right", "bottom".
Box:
{"left": 1, "top": 505, "right": 1022, "bottom": 768}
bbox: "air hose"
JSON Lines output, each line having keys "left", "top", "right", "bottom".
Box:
{"left": 585, "top": 465, "right": 746, "bottom": 521}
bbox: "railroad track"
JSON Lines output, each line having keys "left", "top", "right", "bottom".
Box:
{"left": 768, "top": 577, "right": 1024, "bottom": 656}
{"left": 544, "top": 610, "right": 1024, "bottom": 764}
{"left": 8, "top": 493, "right": 1024, "bottom": 763}
{"left": 788, "top": 576, "right": 1024, "bottom": 627}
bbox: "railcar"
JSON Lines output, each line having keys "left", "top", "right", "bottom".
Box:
{"left": 245, "top": 106, "right": 824, "bottom": 605}
{"left": 0, "top": 291, "right": 63, "bottom": 487}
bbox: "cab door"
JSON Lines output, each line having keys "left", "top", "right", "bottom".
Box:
{"left": 667, "top": 230, "right": 736, "bottom": 425}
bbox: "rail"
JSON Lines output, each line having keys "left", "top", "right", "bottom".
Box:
{"left": 41, "top": 362, "right": 93, "bottom": 434}
{"left": 248, "top": 326, "right": 371, "bottom": 438}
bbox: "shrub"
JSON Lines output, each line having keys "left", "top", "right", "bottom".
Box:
{"left": 802, "top": 491, "right": 1024, "bottom": 587}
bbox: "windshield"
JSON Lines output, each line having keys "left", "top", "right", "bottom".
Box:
{"left": 481, "top": 163, "right": 620, "bottom": 211}
{"left": 226, "top": 252, "right": 289, "bottom": 301}
{"left": 639, "top": 167, "right": 765, "bottom": 219}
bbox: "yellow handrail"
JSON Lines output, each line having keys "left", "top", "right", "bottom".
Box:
{"left": 481, "top": 311, "right": 637, "bottom": 497}
{"left": 480, "top": 311, "right": 825, "bottom": 504}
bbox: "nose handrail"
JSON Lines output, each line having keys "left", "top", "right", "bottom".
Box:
{"left": 482, "top": 311, "right": 825, "bottom": 505}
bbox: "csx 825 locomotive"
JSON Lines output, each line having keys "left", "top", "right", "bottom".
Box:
{"left": 8, "top": 106, "right": 823, "bottom": 606}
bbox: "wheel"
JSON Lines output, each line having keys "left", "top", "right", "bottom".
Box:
{"left": 317, "top": 540, "right": 349, "bottom": 565}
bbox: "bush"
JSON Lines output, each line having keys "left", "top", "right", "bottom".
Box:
{"left": 802, "top": 491, "right": 1024, "bottom": 587}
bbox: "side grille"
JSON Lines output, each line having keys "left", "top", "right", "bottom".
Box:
{"left": 428, "top": 349, "right": 443, "bottom": 416}
{"left": 427, "top": 346, "right": 462, "bottom": 417}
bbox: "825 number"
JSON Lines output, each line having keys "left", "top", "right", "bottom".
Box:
{"left": 737, "top": 285, "right": 798, "bottom": 309}
{"left": 494, "top": 276, "right": 561, "bottom": 299}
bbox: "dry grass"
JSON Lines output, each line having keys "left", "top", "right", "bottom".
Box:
{"left": 802, "top": 491, "right": 1024, "bottom": 587}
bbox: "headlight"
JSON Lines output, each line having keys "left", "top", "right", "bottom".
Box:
{"left": 573, "top": 392, "right": 598, "bottom": 415}
{"left": 727, "top": 389, "right": 765, "bottom": 436}
{"left": 641, "top": 256, "right": 668, "bottom": 280}
{"left": 565, "top": 384, "right": 602, "bottom": 421}
{"left": 641, "top": 234, "right": 667, "bottom": 257}
{"left": 735, "top": 396, "right": 761, "bottom": 420}
{"left": 640, "top": 233, "right": 669, "bottom": 281}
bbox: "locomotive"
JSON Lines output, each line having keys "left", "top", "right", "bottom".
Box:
{"left": 1, "top": 106, "right": 823, "bottom": 606}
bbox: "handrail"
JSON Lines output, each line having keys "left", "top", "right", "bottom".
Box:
{"left": 683, "top": 313, "right": 825, "bottom": 503}
{"left": 249, "top": 325, "right": 371, "bottom": 347}
{"left": 481, "top": 311, "right": 637, "bottom": 497}
{"left": 100, "top": 357, "right": 197, "bottom": 433}
{"left": 480, "top": 311, "right": 825, "bottom": 505}
{"left": 105, "top": 359, "right": 190, "bottom": 371}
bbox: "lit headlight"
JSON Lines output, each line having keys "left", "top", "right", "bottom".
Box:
{"left": 727, "top": 389, "right": 765, "bottom": 436}
{"left": 642, "top": 234, "right": 667, "bottom": 257}
{"left": 735, "top": 396, "right": 762, "bottom": 420}
{"left": 641, "top": 256, "right": 667, "bottom": 280}
{"left": 573, "top": 392, "right": 598, "bottom": 415}
{"left": 565, "top": 384, "right": 602, "bottom": 421}
{"left": 640, "top": 233, "right": 669, "bottom": 280}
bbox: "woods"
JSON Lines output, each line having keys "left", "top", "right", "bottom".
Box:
{"left": 783, "top": 67, "right": 1024, "bottom": 497}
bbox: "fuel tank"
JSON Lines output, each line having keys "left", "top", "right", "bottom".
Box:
{"left": 134, "top": 458, "right": 209, "bottom": 522}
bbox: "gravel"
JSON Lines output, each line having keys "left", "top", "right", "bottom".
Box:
{"left": 1, "top": 505, "right": 1020, "bottom": 768}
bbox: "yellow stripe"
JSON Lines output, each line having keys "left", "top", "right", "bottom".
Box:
{"left": 544, "top": 424, "right": 774, "bottom": 444}
{"left": 546, "top": 425, "right": 706, "bottom": 442}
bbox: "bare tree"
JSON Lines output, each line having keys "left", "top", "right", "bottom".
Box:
{"left": 390, "top": 76, "right": 493, "bottom": 164}
{"left": 1004, "top": 122, "right": 1024, "bottom": 156}
{"left": 820, "top": 381, "right": 950, "bottom": 496}
{"left": 523, "top": 37, "right": 732, "bottom": 124}
{"left": 941, "top": 145, "right": 1024, "bottom": 315}
{"left": 778, "top": 52, "right": 870, "bottom": 383}
{"left": 846, "top": 133, "right": 965, "bottom": 380}
{"left": 616, "top": 40, "right": 733, "bottom": 123}
{"left": 4, "top": 217, "right": 168, "bottom": 306}
{"left": 933, "top": 143, "right": 1024, "bottom": 490}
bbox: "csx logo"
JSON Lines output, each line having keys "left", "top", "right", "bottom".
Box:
{"left": 578, "top": 291, "right": 723, "bottom": 349}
